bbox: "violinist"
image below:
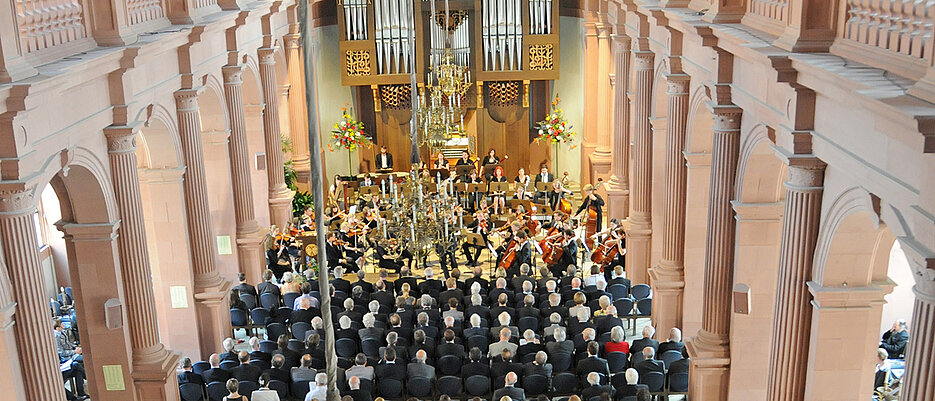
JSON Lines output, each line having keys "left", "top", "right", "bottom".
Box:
{"left": 360, "top": 206, "right": 380, "bottom": 230}
{"left": 576, "top": 184, "right": 605, "bottom": 232}
{"left": 547, "top": 180, "right": 573, "bottom": 212}
{"left": 338, "top": 222, "right": 364, "bottom": 272}
{"left": 462, "top": 204, "right": 492, "bottom": 266}
{"left": 326, "top": 232, "right": 358, "bottom": 272}
{"left": 503, "top": 230, "right": 532, "bottom": 279}
{"left": 434, "top": 151, "right": 450, "bottom": 170}
{"left": 488, "top": 166, "right": 508, "bottom": 215}
{"left": 324, "top": 205, "right": 344, "bottom": 227}
{"left": 548, "top": 228, "right": 578, "bottom": 278}
{"left": 480, "top": 148, "right": 501, "bottom": 181}
{"left": 514, "top": 167, "right": 532, "bottom": 200}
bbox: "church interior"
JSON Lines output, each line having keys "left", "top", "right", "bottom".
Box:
{"left": 0, "top": 0, "right": 932, "bottom": 400}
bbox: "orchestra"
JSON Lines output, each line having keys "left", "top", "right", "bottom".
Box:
{"left": 265, "top": 149, "right": 625, "bottom": 288}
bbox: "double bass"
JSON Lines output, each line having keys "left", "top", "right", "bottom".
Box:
{"left": 580, "top": 178, "right": 603, "bottom": 249}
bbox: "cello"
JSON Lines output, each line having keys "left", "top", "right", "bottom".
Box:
{"left": 591, "top": 227, "right": 625, "bottom": 267}
{"left": 579, "top": 178, "right": 603, "bottom": 249}
{"left": 498, "top": 238, "right": 519, "bottom": 270}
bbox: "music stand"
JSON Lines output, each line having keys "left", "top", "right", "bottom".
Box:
{"left": 430, "top": 169, "right": 451, "bottom": 180}
{"left": 508, "top": 199, "right": 533, "bottom": 211}
{"left": 482, "top": 162, "right": 502, "bottom": 176}
{"left": 359, "top": 186, "right": 378, "bottom": 195}
{"left": 467, "top": 183, "right": 486, "bottom": 194}
{"left": 488, "top": 181, "right": 510, "bottom": 194}
{"left": 456, "top": 165, "right": 475, "bottom": 178}
{"left": 535, "top": 182, "right": 552, "bottom": 192}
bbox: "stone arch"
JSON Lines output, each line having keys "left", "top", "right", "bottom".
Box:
{"left": 685, "top": 85, "right": 713, "bottom": 153}
{"left": 136, "top": 104, "right": 183, "bottom": 169}
{"left": 735, "top": 123, "right": 786, "bottom": 204}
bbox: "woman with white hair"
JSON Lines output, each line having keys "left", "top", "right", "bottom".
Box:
{"left": 618, "top": 368, "right": 648, "bottom": 398}
{"left": 593, "top": 295, "right": 612, "bottom": 316}
{"left": 604, "top": 326, "right": 630, "bottom": 354}
{"left": 220, "top": 337, "right": 238, "bottom": 361}
{"left": 281, "top": 272, "right": 301, "bottom": 294}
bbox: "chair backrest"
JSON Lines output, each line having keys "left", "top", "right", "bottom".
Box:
{"left": 192, "top": 361, "right": 211, "bottom": 375}
{"left": 630, "top": 284, "right": 651, "bottom": 300}
{"left": 669, "top": 371, "right": 689, "bottom": 392}
{"left": 251, "top": 308, "right": 271, "bottom": 327}
{"left": 260, "top": 293, "right": 281, "bottom": 309}
{"left": 553, "top": 372, "right": 578, "bottom": 394}
{"left": 606, "top": 284, "right": 628, "bottom": 301}
{"left": 641, "top": 371, "right": 665, "bottom": 392}
{"left": 250, "top": 359, "right": 270, "bottom": 371}
{"left": 288, "top": 338, "right": 305, "bottom": 353}
{"left": 636, "top": 298, "right": 652, "bottom": 316}
{"left": 179, "top": 383, "right": 204, "bottom": 401}
{"left": 291, "top": 380, "right": 311, "bottom": 399}
{"left": 659, "top": 350, "right": 682, "bottom": 369}
{"left": 551, "top": 351, "right": 572, "bottom": 373}
{"left": 230, "top": 309, "right": 249, "bottom": 326}
{"left": 259, "top": 340, "right": 277, "bottom": 354}
{"left": 283, "top": 293, "right": 301, "bottom": 309}
{"left": 268, "top": 379, "right": 289, "bottom": 399}
{"left": 335, "top": 338, "right": 358, "bottom": 358}
{"left": 614, "top": 299, "right": 634, "bottom": 316}
{"left": 238, "top": 380, "right": 259, "bottom": 397}
{"left": 467, "top": 335, "right": 489, "bottom": 353}
{"left": 240, "top": 293, "right": 257, "bottom": 310}
{"left": 621, "top": 397, "right": 637, "bottom": 401}
{"left": 207, "top": 381, "right": 228, "bottom": 401}
{"left": 518, "top": 316, "right": 539, "bottom": 334}
{"left": 407, "top": 376, "right": 432, "bottom": 397}
{"left": 266, "top": 323, "right": 288, "bottom": 341}
{"left": 630, "top": 351, "right": 645, "bottom": 365}
{"left": 378, "top": 378, "right": 403, "bottom": 398}
{"left": 465, "top": 375, "right": 490, "bottom": 396}
{"left": 291, "top": 322, "right": 311, "bottom": 340}
{"left": 605, "top": 351, "right": 629, "bottom": 373}
{"left": 361, "top": 338, "right": 381, "bottom": 357}
{"left": 523, "top": 374, "right": 549, "bottom": 396}
{"left": 437, "top": 376, "right": 463, "bottom": 396}
{"left": 220, "top": 360, "right": 238, "bottom": 371}
{"left": 438, "top": 355, "right": 462, "bottom": 376}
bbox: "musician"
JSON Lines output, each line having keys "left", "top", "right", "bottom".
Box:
{"left": 376, "top": 145, "right": 394, "bottom": 171}
{"left": 514, "top": 167, "right": 532, "bottom": 200}
{"left": 434, "top": 151, "right": 450, "bottom": 170}
{"left": 463, "top": 207, "right": 492, "bottom": 266}
{"left": 591, "top": 218, "right": 625, "bottom": 277}
{"left": 459, "top": 170, "right": 484, "bottom": 212}
{"left": 576, "top": 184, "right": 605, "bottom": 232}
{"left": 329, "top": 175, "right": 346, "bottom": 208}
{"left": 541, "top": 211, "right": 566, "bottom": 231}
{"left": 360, "top": 206, "right": 380, "bottom": 230}
{"left": 489, "top": 166, "right": 508, "bottom": 215}
{"left": 455, "top": 150, "right": 474, "bottom": 181}
{"left": 547, "top": 180, "right": 573, "bottom": 212}
{"left": 480, "top": 149, "right": 501, "bottom": 180}
{"left": 503, "top": 230, "right": 532, "bottom": 279}
{"left": 338, "top": 222, "right": 364, "bottom": 272}
{"left": 533, "top": 165, "right": 554, "bottom": 202}
{"left": 301, "top": 206, "right": 314, "bottom": 230}
{"left": 495, "top": 220, "right": 523, "bottom": 269}
{"left": 548, "top": 229, "right": 578, "bottom": 278}
{"left": 326, "top": 232, "right": 358, "bottom": 273}
{"left": 324, "top": 205, "right": 344, "bottom": 227}
{"left": 375, "top": 238, "right": 405, "bottom": 273}
{"left": 359, "top": 173, "right": 376, "bottom": 187}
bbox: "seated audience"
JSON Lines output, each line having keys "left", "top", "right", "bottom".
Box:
{"left": 264, "top": 354, "right": 291, "bottom": 384}
{"left": 202, "top": 353, "right": 231, "bottom": 384}
{"left": 492, "top": 372, "right": 526, "bottom": 401}
{"left": 224, "top": 378, "right": 246, "bottom": 401}
{"left": 604, "top": 326, "right": 629, "bottom": 354}
{"left": 305, "top": 373, "right": 329, "bottom": 401}
{"left": 581, "top": 371, "right": 615, "bottom": 400}
{"left": 251, "top": 373, "right": 281, "bottom": 401}
{"left": 880, "top": 319, "right": 909, "bottom": 359}
{"left": 618, "top": 368, "right": 649, "bottom": 399}
{"left": 178, "top": 357, "right": 204, "bottom": 386}
{"left": 291, "top": 355, "right": 317, "bottom": 382}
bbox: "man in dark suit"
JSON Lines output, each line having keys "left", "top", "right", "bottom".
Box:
{"left": 291, "top": 298, "right": 317, "bottom": 324}
{"left": 201, "top": 354, "right": 230, "bottom": 384}
{"left": 668, "top": 348, "right": 690, "bottom": 375}
{"left": 394, "top": 267, "right": 420, "bottom": 297}
{"left": 488, "top": 278, "right": 514, "bottom": 307}
{"left": 532, "top": 165, "right": 554, "bottom": 203}
{"left": 231, "top": 351, "right": 262, "bottom": 383}
{"left": 464, "top": 295, "right": 490, "bottom": 324}
{"left": 464, "top": 267, "right": 489, "bottom": 294}
{"left": 549, "top": 230, "right": 579, "bottom": 278}
{"left": 635, "top": 347, "right": 665, "bottom": 379}
{"left": 347, "top": 375, "right": 374, "bottom": 401}
{"left": 606, "top": 265, "right": 631, "bottom": 293}
{"left": 618, "top": 368, "right": 650, "bottom": 399}
{"left": 522, "top": 351, "right": 553, "bottom": 383}
{"left": 490, "top": 293, "right": 517, "bottom": 327}
{"left": 540, "top": 293, "right": 568, "bottom": 322}
{"left": 418, "top": 268, "right": 443, "bottom": 299}
{"left": 491, "top": 348, "right": 523, "bottom": 379}
{"left": 581, "top": 372, "right": 615, "bottom": 400}
{"left": 406, "top": 350, "right": 436, "bottom": 382}
{"left": 492, "top": 372, "right": 526, "bottom": 401}
{"left": 330, "top": 268, "right": 352, "bottom": 294}
{"left": 505, "top": 231, "right": 532, "bottom": 279}
{"left": 375, "top": 347, "right": 407, "bottom": 382}
{"left": 371, "top": 280, "right": 395, "bottom": 307}
{"left": 517, "top": 330, "right": 545, "bottom": 360}
{"left": 594, "top": 309, "right": 623, "bottom": 336}
{"left": 437, "top": 329, "right": 465, "bottom": 358}
{"left": 517, "top": 294, "right": 541, "bottom": 321}
{"left": 630, "top": 326, "right": 660, "bottom": 358}
{"left": 336, "top": 315, "right": 361, "bottom": 342}
{"left": 577, "top": 342, "right": 610, "bottom": 378}
{"left": 462, "top": 314, "right": 487, "bottom": 340}
{"left": 439, "top": 278, "right": 465, "bottom": 309}
{"left": 233, "top": 272, "right": 258, "bottom": 298}
{"left": 461, "top": 347, "right": 490, "bottom": 378}
{"left": 359, "top": 314, "right": 386, "bottom": 343}
{"left": 264, "top": 354, "right": 291, "bottom": 384}
{"left": 658, "top": 327, "right": 685, "bottom": 355}
{"left": 248, "top": 337, "right": 272, "bottom": 365}
{"left": 350, "top": 270, "right": 373, "bottom": 293}
{"left": 256, "top": 269, "right": 281, "bottom": 299}
{"left": 545, "top": 327, "right": 575, "bottom": 360}
{"left": 177, "top": 357, "right": 205, "bottom": 386}
{"left": 376, "top": 145, "right": 394, "bottom": 171}
{"left": 510, "top": 265, "right": 536, "bottom": 293}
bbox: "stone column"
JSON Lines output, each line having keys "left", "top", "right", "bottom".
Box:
{"left": 222, "top": 66, "right": 266, "bottom": 282}
{"left": 175, "top": 88, "right": 232, "bottom": 359}
{"left": 765, "top": 160, "right": 825, "bottom": 401}
{"left": 901, "top": 290, "right": 935, "bottom": 400}
{"left": 687, "top": 105, "right": 742, "bottom": 400}
{"left": 625, "top": 50, "right": 655, "bottom": 285}
{"left": 589, "top": 22, "right": 613, "bottom": 179}
{"left": 0, "top": 188, "right": 68, "bottom": 401}
{"left": 0, "top": 237, "right": 26, "bottom": 400}
{"left": 649, "top": 74, "right": 690, "bottom": 339}
{"left": 258, "top": 48, "right": 294, "bottom": 230}
{"left": 606, "top": 35, "right": 631, "bottom": 221}
{"left": 104, "top": 126, "right": 181, "bottom": 400}
{"left": 284, "top": 32, "right": 311, "bottom": 180}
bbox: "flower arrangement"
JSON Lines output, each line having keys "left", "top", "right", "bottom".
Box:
{"left": 329, "top": 105, "right": 372, "bottom": 152}
{"left": 534, "top": 95, "right": 576, "bottom": 145}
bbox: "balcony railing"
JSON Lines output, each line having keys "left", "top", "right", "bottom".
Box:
{"left": 842, "top": 0, "right": 935, "bottom": 60}
{"left": 15, "top": 0, "right": 88, "bottom": 54}
{"left": 128, "top": 0, "right": 165, "bottom": 26}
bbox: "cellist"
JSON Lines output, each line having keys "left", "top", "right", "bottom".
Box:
{"left": 590, "top": 218, "right": 625, "bottom": 277}
{"left": 576, "top": 184, "right": 605, "bottom": 232}
{"left": 504, "top": 230, "right": 532, "bottom": 279}
{"left": 547, "top": 228, "right": 578, "bottom": 278}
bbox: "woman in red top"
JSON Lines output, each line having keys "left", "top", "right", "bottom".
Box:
{"left": 604, "top": 325, "right": 630, "bottom": 354}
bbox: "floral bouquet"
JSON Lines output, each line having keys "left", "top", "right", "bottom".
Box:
{"left": 534, "top": 95, "right": 576, "bottom": 145}
{"left": 329, "top": 106, "right": 372, "bottom": 152}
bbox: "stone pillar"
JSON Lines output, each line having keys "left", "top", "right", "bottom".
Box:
{"left": 222, "top": 66, "right": 266, "bottom": 282}
{"left": 765, "top": 160, "right": 825, "bottom": 401}
{"left": 284, "top": 32, "right": 311, "bottom": 181}
{"left": 605, "top": 35, "right": 631, "bottom": 221}
{"left": 625, "top": 50, "right": 655, "bottom": 285}
{"left": 258, "top": 48, "right": 294, "bottom": 230}
{"left": 589, "top": 22, "right": 613, "bottom": 180}
{"left": 687, "top": 105, "right": 742, "bottom": 400}
{"left": 648, "top": 74, "right": 690, "bottom": 339}
{"left": 175, "top": 88, "right": 232, "bottom": 359}
{"left": 901, "top": 289, "right": 935, "bottom": 400}
{"left": 0, "top": 239, "right": 26, "bottom": 400}
{"left": 0, "top": 188, "right": 68, "bottom": 401}
{"left": 104, "top": 127, "right": 181, "bottom": 400}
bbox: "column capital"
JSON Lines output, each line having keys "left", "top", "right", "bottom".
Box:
{"left": 104, "top": 125, "right": 142, "bottom": 153}
{"left": 709, "top": 105, "right": 743, "bottom": 132}
{"left": 807, "top": 280, "right": 895, "bottom": 309}
{"left": 613, "top": 35, "right": 632, "bottom": 52}
{"left": 283, "top": 33, "right": 301, "bottom": 50}
{"left": 258, "top": 48, "right": 277, "bottom": 64}
{"left": 0, "top": 185, "right": 37, "bottom": 215}
{"left": 665, "top": 74, "right": 691, "bottom": 95}
{"left": 174, "top": 88, "right": 204, "bottom": 111}
{"left": 222, "top": 65, "right": 244, "bottom": 85}
{"left": 138, "top": 167, "right": 186, "bottom": 184}
{"left": 56, "top": 221, "right": 121, "bottom": 241}
{"left": 785, "top": 158, "right": 826, "bottom": 190}
{"left": 633, "top": 51, "right": 655, "bottom": 70}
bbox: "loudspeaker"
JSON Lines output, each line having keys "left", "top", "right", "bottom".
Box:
{"left": 733, "top": 284, "right": 751, "bottom": 315}
{"left": 104, "top": 298, "right": 123, "bottom": 330}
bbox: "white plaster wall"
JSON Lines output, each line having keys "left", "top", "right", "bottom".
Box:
{"left": 880, "top": 241, "right": 915, "bottom": 332}
{"left": 549, "top": 16, "right": 584, "bottom": 180}
{"left": 313, "top": 25, "right": 358, "bottom": 177}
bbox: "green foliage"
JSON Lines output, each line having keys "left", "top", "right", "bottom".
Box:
{"left": 285, "top": 161, "right": 314, "bottom": 218}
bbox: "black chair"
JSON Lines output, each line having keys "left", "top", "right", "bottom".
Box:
{"left": 283, "top": 292, "right": 301, "bottom": 309}
{"left": 292, "top": 322, "right": 311, "bottom": 340}
{"left": 192, "top": 361, "right": 210, "bottom": 375}
{"left": 659, "top": 350, "right": 682, "bottom": 370}
{"left": 338, "top": 357, "right": 354, "bottom": 370}
{"left": 621, "top": 397, "right": 636, "bottom": 401}
{"left": 438, "top": 355, "right": 462, "bottom": 376}
{"left": 614, "top": 299, "right": 634, "bottom": 316}
{"left": 231, "top": 309, "right": 250, "bottom": 337}
{"left": 240, "top": 293, "right": 258, "bottom": 310}
{"left": 179, "top": 383, "right": 204, "bottom": 401}
{"left": 251, "top": 308, "right": 271, "bottom": 327}
{"left": 260, "top": 293, "right": 281, "bottom": 309}
{"left": 629, "top": 351, "right": 645, "bottom": 366}
{"left": 288, "top": 339, "right": 306, "bottom": 353}
{"left": 291, "top": 380, "right": 311, "bottom": 399}
{"left": 551, "top": 352, "right": 573, "bottom": 372}
{"left": 269, "top": 380, "right": 289, "bottom": 399}
{"left": 361, "top": 338, "right": 381, "bottom": 357}
{"left": 238, "top": 381, "right": 259, "bottom": 398}
{"left": 641, "top": 371, "right": 665, "bottom": 392}
{"left": 523, "top": 374, "right": 549, "bottom": 396}
{"left": 336, "top": 338, "right": 358, "bottom": 358}
{"left": 636, "top": 298, "right": 652, "bottom": 316}
{"left": 207, "top": 381, "right": 228, "bottom": 401}
{"left": 605, "top": 351, "right": 628, "bottom": 373}
{"left": 518, "top": 316, "right": 539, "bottom": 334}
{"left": 259, "top": 340, "right": 277, "bottom": 354}
{"left": 467, "top": 335, "right": 488, "bottom": 353}
{"left": 437, "top": 376, "right": 463, "bottom": 396}
{"left": 378, "top": 378, "right": 403, "bottom": 398}
{"left": 606, "top": 284, "right": 628, "bottom": 301}
{"left": 266, "top": 323, "right": 288, "bottom": 341}
{"left": 465, "top": 375, "right": 490, "bottom": 396}
{"left": 250, "top": 359, "right": 270, "bottom": 371}
{"left": 669, "top": 371, "right": 689, "bottom": 393}
{"left": 553, "top": 372, "right": 578, "bottom": 394}
{"left": 219, "top": 360, "right": 238, "bottom": 371}
{"left": 630, "top": 284, "right": 651, "bottom": 300}
{"left": 407, "top": 377, "right": 432, "bottom": 397}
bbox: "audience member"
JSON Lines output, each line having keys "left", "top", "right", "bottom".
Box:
{"left": 581, "top": 371, "right": 615, "bottom": 400}
{"left": 880, "top": 319, "right": 909, "bottom": 359}
{"left": 291, "top": 355, "right": 317, "bottom": 382}
{"left": 231, "top": 351, "right": 262, "bottom": 383}
{"left": 492, "top": 372, "right": 526, "bottom": 401}
{"left": 347, "top": 375, "right": 373, "bottom": 401}
{"left": 251, "top": 373, "right": 281, "bottom": 401}
{"left": 347, "top": 353, "right": 375, "bottom": 382}
{"left": 178, "top": 357, "right": 204, "bottom": 386}
{"left": 618, "top": 368, "right": 649, "bottom": 399}
{"left": 305, "top": 373, "right": 329, "bottom": 401}
{"left": 202, "top": 353, "right": 231, "bottom": 384}
{"left": 264, "top": 354, "right": 291, "bottom": 383}
{"left": 224, "top": 378, "right": 246, "bottom": 401}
